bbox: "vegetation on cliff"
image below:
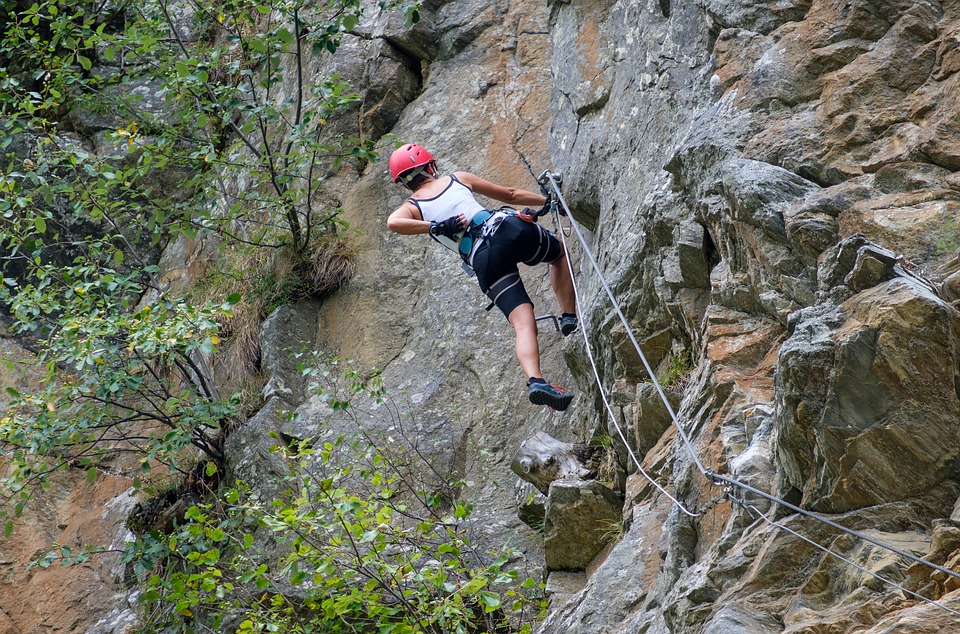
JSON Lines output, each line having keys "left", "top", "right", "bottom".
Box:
{"left": 0, "top": 0, "right": 543, "bottom": 631}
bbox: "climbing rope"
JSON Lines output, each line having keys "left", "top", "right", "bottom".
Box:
{"left": 538, "top": 171, "right": 960, "bottom": 606}
{"left": 542, "top": 176, "right": 707, "bottom": 476}
{"left": 554, "top": 214, "right": 701, "bottom": 517}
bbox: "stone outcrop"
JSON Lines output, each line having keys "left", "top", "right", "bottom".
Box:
{"left": 511, "top": 431, "right": 598, "bottom": 494}
{"left": 776, "top": 237, "right": 960, "bottom": 513}
{"left": 543, "top": 479, "right": 622, "bottom": 571}
{"left": 534, "top": 0, "right": 960, "bottom": 631}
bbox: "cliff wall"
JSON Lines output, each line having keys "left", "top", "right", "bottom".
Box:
{"left": 3, "top": 0, "right": 960, "bottom": 632}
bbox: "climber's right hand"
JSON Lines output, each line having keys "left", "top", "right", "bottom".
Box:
{"left": 429, "top": 215, "right": 464, "bottom": 239}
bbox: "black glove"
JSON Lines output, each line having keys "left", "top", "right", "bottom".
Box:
{"left": 429, "top": 216, "right": 464, "bottom": 239}
{"left": 519, "top": 208, "right": 540, "bottom": 222}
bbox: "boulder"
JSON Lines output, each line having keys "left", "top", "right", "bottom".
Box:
{"left": 511, "top": 431, "right": 598, "bottom": 495}
{"left": 776, "top": 270, "right": 960, "bottom": 512}
{"left": 543, "top": 479, "right": 623, "bottom": 571}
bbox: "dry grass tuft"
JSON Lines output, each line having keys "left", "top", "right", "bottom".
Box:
{"left": 293, "top": 235, "right": 357, "bottom": 298}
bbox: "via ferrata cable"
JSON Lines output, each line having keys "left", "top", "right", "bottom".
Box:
{"left": 539, "top": 171, "right": 960, "bottom": 596}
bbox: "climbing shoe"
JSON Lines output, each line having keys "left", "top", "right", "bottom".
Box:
{"left": 528, "top": 379, "right": 575, "bottom": 411}
{"left": 559, "top": 313, "right": 578, "bottom": 337}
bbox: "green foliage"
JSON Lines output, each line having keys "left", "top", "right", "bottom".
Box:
{"left": 1, "top": 3, "right": 551, "bottom": 633}
{"left": 936, "top": 216, "right": 959, "bottom": 256}
{"left": 660, "top": 349, "right": 693, "bottom": 394}
{"left": 0, "top": 0, "right": 402, "bottom": 253}
{"left": 0, "top": 0, "right": 400, "bottom": 521}
{"left": 132, "top": 437, "right": 545, "bottom": 633}
{"left": 0, "top": 225, "right": 239, "bottom": 516}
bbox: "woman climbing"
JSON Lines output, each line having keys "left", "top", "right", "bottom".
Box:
{"left": 386, "top": 143, "right": 578, "bottom": 411}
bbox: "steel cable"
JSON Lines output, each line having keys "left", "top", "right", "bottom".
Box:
{"left": 551, "top": 203, "right": 701, "bottom": 517}
{"left": 730, "top": 492, "right": 960, "bottom": 618}
{"left": 539, "top": 172, "right": 960, "bottom": 601}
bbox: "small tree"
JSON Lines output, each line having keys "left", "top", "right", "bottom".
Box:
{"left": 0, "top": 0, "right": 420, "bottom": 520}
{"left": 0, "top": 235, "right": 238, "bottom": 527}
{"left": 2, "top": 3, "right": 548, "bottom": 633}
{"left": 0, "top": 0, "right": 401, "bottom": 251}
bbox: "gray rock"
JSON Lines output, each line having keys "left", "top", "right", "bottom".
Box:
{"left": 607, "top": 381, "right": 676, "bottom": 478}
{"left": 702, "top": 603, "right": 781, "bottom": 634}
{"left": 69, "top": 74, "right": 173, "bottom": 137}
{"left": 702, "top": 0, "right": 813, "bottom": 35}
{"left": 543, "top": 480, "right": 623, "bottom": 571}
{"left": 544, "top": 570, "right": 586, "bottom": 606}
{"left": 223, "top": 396, "right": 293, "bottom": 497}
{"left": 516, "top": 479, "right": 547, "bottom": 530}
{"left": 260, "top": 302, "right": 320, "bottom": 405}
{"left": 776, "top": 274, "right": 960, "bottom": 512}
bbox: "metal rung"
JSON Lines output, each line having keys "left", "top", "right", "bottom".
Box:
{"left": 536, "top": 314, "right": 559, "bottom": 332}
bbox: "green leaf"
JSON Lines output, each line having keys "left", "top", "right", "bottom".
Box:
{"left": 76, "top": 54, "right": 92, "bottom": 71}
{"left": 205, "top": 461, "right": 218, "bottom": 477}
{"left": 479, "top": 591, "right": 501, "bottom": 611}
{"left": 34, "top": 217, "right": 46, "bottom": 233}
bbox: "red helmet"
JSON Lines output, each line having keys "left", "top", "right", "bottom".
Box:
{"left": 389, "top": 143, "right": 435, "bottom": 182}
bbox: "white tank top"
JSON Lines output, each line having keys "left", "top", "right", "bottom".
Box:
{"left": 409, "top": 175, "right": 486, "bottom": 252}
{"left": 410, "top": 174, "right": 486, "bottom": 222}
{"left": 409, "top": 174, "right": 506, "bottom": 266}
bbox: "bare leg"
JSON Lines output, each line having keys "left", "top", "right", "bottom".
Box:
{"left": 550, "top": 249, "right": 576, "bottom": 314}
{"left": 507, "top": 302, "right": 541, "bottom": 379}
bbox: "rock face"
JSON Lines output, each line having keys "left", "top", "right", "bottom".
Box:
{"left": 7, "top": 0, "right": 960, "bottom": 632}
{"left": 0, "top": 341, "right": 139, "bottom": 634}
{"left": 532, "top": 0, "right": 960, "bottom": 631}
{"left": 776, "top": 239, "right": 960, "bottom": 513}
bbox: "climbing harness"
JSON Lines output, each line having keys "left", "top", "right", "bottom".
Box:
{"left": 483, "top": 271, "right": 523, "bottom": 311}
{"left": 537, "top": 170, "right": 960, "bottom": 611}
{"left": 455, "top": 207, "right": 517, "bottom": 276}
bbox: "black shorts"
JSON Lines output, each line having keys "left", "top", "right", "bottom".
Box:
{"left": 471, "top": 216, "right": 563, "bottom": 318}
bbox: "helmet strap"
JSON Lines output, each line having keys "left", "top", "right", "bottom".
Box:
{"left": 398, "top": 163, "right": 437, "bottom": 190}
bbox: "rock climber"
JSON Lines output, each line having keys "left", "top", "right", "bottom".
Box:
{"left": 386, "top": 143, "right": 578, "bottom": 411}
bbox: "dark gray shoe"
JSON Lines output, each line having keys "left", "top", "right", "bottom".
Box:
{"left": 559, "top": 314, "right": 578, "bottom": 337}
{"left": 528, "top": 381, "right": 574, "bottom": 411}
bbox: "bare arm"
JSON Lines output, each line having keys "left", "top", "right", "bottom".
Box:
{"left": 387, "top": 201, "right": 430, "bottom": 235}
{"left": 455, "top": 171, "right": 547, "bottom": 208}
{"left": 387, "top": 202, "right": 467, "bottom": 236}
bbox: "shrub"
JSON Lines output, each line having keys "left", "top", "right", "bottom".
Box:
{"left": 133, "top": 436, "right": 546, "bottom": 634}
